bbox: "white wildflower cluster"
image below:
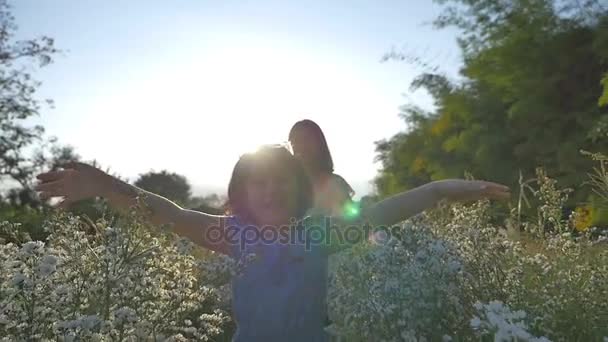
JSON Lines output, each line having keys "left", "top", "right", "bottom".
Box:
{"left": 197, "top": 251, "right": 256, "bottom": 285}
{"left": 196, "top": 249, "right": 257, "bottom": 311}
{"left": 2, "top": 168, "right": 608, "bottom": 341}
{"left": 328, "top": 216, "right": 469, "bottom": 341}
{"left": 0, "top": 210, "right": 232, "bottom": 341}
{"left": 328, "top": 197, "right": 608, "bottom": 341}
{"left": 470, "top": 301, "right": 550, "bottom": 341}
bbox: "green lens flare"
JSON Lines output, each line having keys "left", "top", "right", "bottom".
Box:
{"left": 343, "top": 201, "right": 360, "bottom": 220}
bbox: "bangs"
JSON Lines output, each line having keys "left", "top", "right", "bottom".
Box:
{"left": 227, "top": 145, "right": 313, "bottom": 221}
{"left": 244, "top": 147, "right": 299, "bottom": 178}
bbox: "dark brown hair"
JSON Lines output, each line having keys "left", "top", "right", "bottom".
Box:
{"left": 288, "top": 119, "right": 334, "bottom": 173}
{"left": 226, "top": 145, "right": 313, "bottom": 223}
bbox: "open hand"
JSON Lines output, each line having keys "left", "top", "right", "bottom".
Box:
{"left": 435, "top": 179, "right": 511, "bottom": 202}
{"left": 34, "top": 162, "right": 109, "bottom": 209}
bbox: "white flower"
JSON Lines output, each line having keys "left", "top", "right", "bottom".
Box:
{"left": 80, "top": 315, "right": 101, "bottom": 330}
{"left": 37, "top": 255, "right": 59, "bottom": 277}
{"left": 10, "top": 272, "right": 27, "bottom": 286}
{"left": 473, "top": 301, "right": 484, "bottom": 311}
{"left": 470, "top": 316, "right": 482, "bottom": 329}
{"left": 114, "top": 307, "right": 138, "bottom": 325}
{"left": 41, "top": 254, "right": 58, "bottom": 265}
{"left": 447, "top": 260, "right": 462, "bottom": 273}
{"left": 19, "top": 241, "right": 44, "bottom": 257}
{"left": 175, "top": 238, "right": 194, "bottom": 255}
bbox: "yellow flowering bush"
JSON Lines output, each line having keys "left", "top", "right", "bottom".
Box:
{"left": 572, "top": 205, "right": 593, "bottom": 232}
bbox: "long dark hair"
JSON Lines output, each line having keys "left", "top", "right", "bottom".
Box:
{"left": 288, "top": 119, "right": 334, "bottom": 174}
{"left": 226, "top": 145, "right": 313, "bottom": 223}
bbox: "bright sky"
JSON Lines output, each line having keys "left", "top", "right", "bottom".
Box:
{"left": 13, "top": 0, "right": 462, "bottom": 199}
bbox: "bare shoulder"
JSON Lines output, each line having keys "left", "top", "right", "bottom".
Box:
{"left": 330, "top": 173, "right": 355, "bottom": 197}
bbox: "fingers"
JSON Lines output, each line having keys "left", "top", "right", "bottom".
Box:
{"left": 475, "top": 181, "right": 510, "bottom": 193}
{"left": 56, "top": 197, "right": 73, "bottom": 210}
{"left": 36, "top": 170, "right": 68, "bottom": 182}
{"left": 491, "top": 190, "right": 511, "bottom": 200}
{"left": 468, "top": 180, "right": 511, "bottom": 201}
{"left": 486, "top": 186, "right": 511, "bottom": 200}
{"left": 59, "top": 161, "right": 85, "bottom": 170}
{"left": 36, "top": 192, "right": 73, "bottom": 210}
{"left": 477, "top": 180, "right": 510, "bottom": 191}
{"left": 38, "top": 191, "right": 55, "bottom": 201}
{"left": 491, "top": 184, "right": 510, "bottom": 192}
{"left": 34, "top": 180, "right": 64, "bottom": 195}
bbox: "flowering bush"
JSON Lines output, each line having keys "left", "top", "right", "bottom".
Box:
{"left": 328, "top": 169, "right": 608, "bottom": 341}
{"left": 0, "top": 206, "right": 234, "bottom": 341}
{"left": 1, "top": 166, "right": 608, "bottom": 341}
{"left": 327, "top": 216, "right": 471, "bottom": 341}
{"left": 470, "top": 301, "right": 551, "bottom": 342}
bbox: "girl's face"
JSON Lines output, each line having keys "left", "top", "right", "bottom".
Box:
{"left": 244, "top": 166, "right": 298, "bottom": 227}
{"left": 290, "top": 128, "right": 320, "bottom": 164}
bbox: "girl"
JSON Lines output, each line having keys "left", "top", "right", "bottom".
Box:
{"left": 288, "top": 119, "right": 368, "bottom": 335}
{"left": 288, "top": 119, "right": 355, "bottom": 217}
{"left": 35, "top": 145, "right": 510, "bottom": 341}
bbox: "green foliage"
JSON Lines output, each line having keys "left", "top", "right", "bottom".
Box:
{"left": 0, "top": 0, "right": 94, "bottom": 244}
{"left": 0, "top": 203, "right": 47, "bottom": 242}
{"left": 601, "top": 73, "right": 608, "bottom": 106}
{"left": 375, "top": 0, "right": 608, "bottom": 209}
{"left": 134, "top": 170, "right": 225, "bottom": 214}
{"left": 189, "top": 194, "right": 226, "bottom": 215}
{"left": 0, "top": 0, "right": 58, "bottom": 187}
{"left": 134, "top": 170, "right": 192, "bottom": 207}
{"left": 0, "top": 145, "right": 107, "bottom": 243}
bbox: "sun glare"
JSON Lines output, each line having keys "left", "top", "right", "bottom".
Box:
{"left": 69, "top": 35, "right": 385, "bottom": 193}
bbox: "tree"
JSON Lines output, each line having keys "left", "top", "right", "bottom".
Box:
{"left": 134, "top": 170, "right": 192, "bottom": 207}
{"left": 189, "top": 194, "right": 226, "bottom": 215}
{"left": 0, "top": 0, "right": 58, "bottom": 188}
{"left": 375, "top": 0, "right": 608, "bottom": 210}
{"left": 133, "top": 171, "right": 225, "bottom": 214}
{"left": 4, "top": 144, "right": 80, "bottom": 207}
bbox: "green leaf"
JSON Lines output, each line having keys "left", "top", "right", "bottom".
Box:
{"left": 600, "top": 74, "right": 608, "bottom": 107}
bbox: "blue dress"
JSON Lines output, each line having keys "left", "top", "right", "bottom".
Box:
{"left": 227, "top": 215, "right": 330, "bottom": 342}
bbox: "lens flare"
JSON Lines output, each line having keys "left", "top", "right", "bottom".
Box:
{"left": 342, "top": 201, "right": 360, "bottom": 220}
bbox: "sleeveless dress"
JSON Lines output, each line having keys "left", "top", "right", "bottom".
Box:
{"left": 227, "top": 215, "right": 330, "bottom": 342}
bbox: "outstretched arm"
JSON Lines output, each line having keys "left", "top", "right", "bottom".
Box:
{"left": 35, "top": 162, "right": 230, "bottom": 254}
{"left": 365, "top": 179, "right": 510, "bottom": 227}
{"left": 323, "top": 179, "right": 510, "bottom": 253}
